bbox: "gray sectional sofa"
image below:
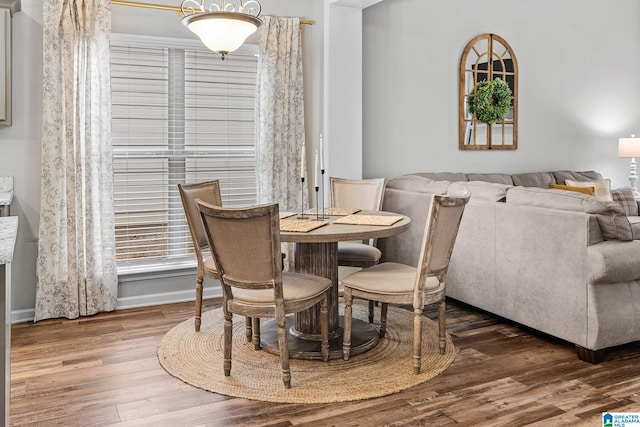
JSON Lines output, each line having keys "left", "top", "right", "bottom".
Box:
{"left": 378, "top": 170, "right": 640, "bottom": 363}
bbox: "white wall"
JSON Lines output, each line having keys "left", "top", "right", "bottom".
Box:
{"left": 324, "top": 4, "right": 362, "bottom": 181}
{"left": 362, "top": 0, "right": 640, "bottom": 189}
{"left": 0, "top": 0, "right": 42, "bottom": 321}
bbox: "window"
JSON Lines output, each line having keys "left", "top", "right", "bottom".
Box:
{"left": 111, "top": 35, "right": 258, "bottom": 273}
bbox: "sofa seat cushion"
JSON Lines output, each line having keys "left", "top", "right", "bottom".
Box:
{"left": 506, "top": 187, "right": 633, "bottom": 241}
{"left": 588, "top": 240, "right": 640, "bottom": 284}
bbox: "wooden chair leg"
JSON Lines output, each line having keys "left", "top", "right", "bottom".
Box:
{"left": 438, "top": 299, "right": 446, "bottom": 355}
{"left": 368, "top": 300, "right": 375, "bottom": 323}
{"left": 223, "top": 311, "right": 233, "bottom": 377}
{"left": 380, "top": 303, "right": 388, "bottom": 338}
{"left": 195, "top": 276, "right": 204, "bottom": 332}
{"left": 342, "top": 288, "right": 353, "bottom": 361}
{"left": 252, "top": 317, "right": 261, "bottom": 350}
{"left": 413, "top": 307, "right": 423, "bottom": 375}
{"left": 320, "top": 295, "right": 330, "bottom": 362}
{"left": 245, "top": 317, "right": 252, "bottom": 342}
{"left": 276, "top": 312, "right": 291, "bottom": 388}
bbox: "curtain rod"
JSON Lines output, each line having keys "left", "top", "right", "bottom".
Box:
{"left": 111, "top": 1, "right": 315, "bottom": 25}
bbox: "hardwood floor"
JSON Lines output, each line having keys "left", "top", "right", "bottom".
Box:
{"left": 10, "top": 298, "right": 640, "bottom": 426}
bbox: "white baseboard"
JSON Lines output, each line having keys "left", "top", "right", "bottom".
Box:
{"left": 116, "top": 287, "right": 222, "bottom": 310}
{"left": 11, "top": 287, "right": 223, "bottom": 324}
{"left": 11, "top": 309, "right": 35, "bottom": 324}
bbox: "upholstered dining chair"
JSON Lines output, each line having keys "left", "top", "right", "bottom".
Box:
{"left": 179, "top": 181, "right": 256, "bottom": 344}
{"left": 178, "top": 181, "right": 223, "bottom": 333}
{"left": 331, "top": 177, "right": 386, "bottom": 322}
{"left": 341, "top": 192, "right": 470, "bottom": 374}
{"left": 195, "top": 200, "right": 331, "bottom": 388}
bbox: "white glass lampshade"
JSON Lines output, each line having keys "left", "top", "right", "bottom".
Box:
{"left": 183, "top": 12, "right": 261, "bottom": 58}
{"left": 618, "top": 136, "right": 640, "bottom": 158}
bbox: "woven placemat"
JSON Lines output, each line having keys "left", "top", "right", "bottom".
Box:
{"left": 280, "top": 219, "right": 328, "bottom": 232}
{"left": 157, "top": 304, "right": 457, "bottom": 404}
{"left": 279, "top": 211, "right": 296, "bottom": 219}
{"left": 304, "top": 207, "right": 361, "bottom": 216}
{"left": 334, "top": 214, "right": 404, "bottom": 226}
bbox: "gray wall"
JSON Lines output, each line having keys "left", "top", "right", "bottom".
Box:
{"left": 362, "top": 0, "right": 640, "bottom": 188}
{"left": 0, "top": 1, "right": 42, "bottom": 320}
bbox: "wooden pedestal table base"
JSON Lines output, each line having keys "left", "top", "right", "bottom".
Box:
{"left": 259, "top": 316, "right": 379, "bottom": 361}
{"left": 260, "top": 211, "right": 411, "bottom": 360}
{"left": 260, "top": 213, "right": 410, "bottom": 360}
{"left": 260, "top": 241, "right": 380, "bottom": 360}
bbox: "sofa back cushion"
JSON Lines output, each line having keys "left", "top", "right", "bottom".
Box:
{"left": 552, "top": 170, "right": 603, "bottom": 184}
{"left": 411, "top": 172, "right": 467, "bottom": 182}
{"left": 506, "top": 187, "right": 632, "bottom": 241}
{"left": 385, "top": 175, "right": 450, "bottom": 194}
{"left": 465, "top": 173, "right": 514, "bottom": 185}
{"left": 511, "top": 172, "right": 556, "bottom": 187}
{"left": 448, "top": 181, "right": 512, "bottom": 202}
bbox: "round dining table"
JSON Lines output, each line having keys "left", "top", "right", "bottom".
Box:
{"left": 260, "top": 210, "right": 411, "bottom": 360}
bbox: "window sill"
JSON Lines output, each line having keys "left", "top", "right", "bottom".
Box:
{"left": 117, "top": 259, "right": 198, "bottom": 283}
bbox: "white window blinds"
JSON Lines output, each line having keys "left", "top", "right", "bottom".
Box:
{"left": 111, "top": 36, "right": 258, "bottom": 271}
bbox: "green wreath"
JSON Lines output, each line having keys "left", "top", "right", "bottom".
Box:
{"left": 466, "top": 78, "right": 512, "bottom": 125}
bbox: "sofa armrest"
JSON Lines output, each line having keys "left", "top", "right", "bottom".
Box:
{"left": 449, "top": 203, "right": 592, "bottom": 348}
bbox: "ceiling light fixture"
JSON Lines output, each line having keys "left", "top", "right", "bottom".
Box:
{"left": 180, "top": 0, "right": 263, "bottom": 60}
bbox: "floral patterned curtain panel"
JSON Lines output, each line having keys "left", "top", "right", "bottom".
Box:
{"left": 256, "top": 16, "right": 306, "bottom": 271}
{"left": 256, "top": 16, "right": 306, "bottom": 210}
{"left": 35, "top": 0, "right": 117, "bottom": 321}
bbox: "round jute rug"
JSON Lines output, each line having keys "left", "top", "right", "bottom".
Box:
{"left": 157, "top": 304, "right": 457, "bottom": 404}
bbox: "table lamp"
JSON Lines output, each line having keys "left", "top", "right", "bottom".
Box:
{"left": 618, "top": 134, "right": 640, "bottom": 198}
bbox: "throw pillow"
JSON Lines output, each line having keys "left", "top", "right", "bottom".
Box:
{"left": 549, "top": 183, "right": 595, "bottom": 196}
{"left": 612, "top": 187, "right": 639, "bottom": 216}
{"left": 565, "top": 178, "right": 613, "bottom": 202}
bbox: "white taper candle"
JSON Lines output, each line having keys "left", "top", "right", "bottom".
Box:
{"left": 300, "top": 142, "right": 306, "bottom": 179}
{"left": 314, "top": 149, "right": 319, "bottom": 188}
{"left": 320, "top": 134, "right": 324, "bottom": 171}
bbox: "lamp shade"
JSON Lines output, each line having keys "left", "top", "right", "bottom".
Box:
{"left": 182, "top": 12, "right": 262, "bottom": 58}
{"left": 618, "top": 137, "right": 640, "bottom": 158}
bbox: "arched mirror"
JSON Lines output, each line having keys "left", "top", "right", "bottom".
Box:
{"left": 459, "top": 34, "right": 518, "bottom": 150}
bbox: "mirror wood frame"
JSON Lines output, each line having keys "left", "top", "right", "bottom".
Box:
{"left": 459, "top": 33, "right": 518, "bottom": 150}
